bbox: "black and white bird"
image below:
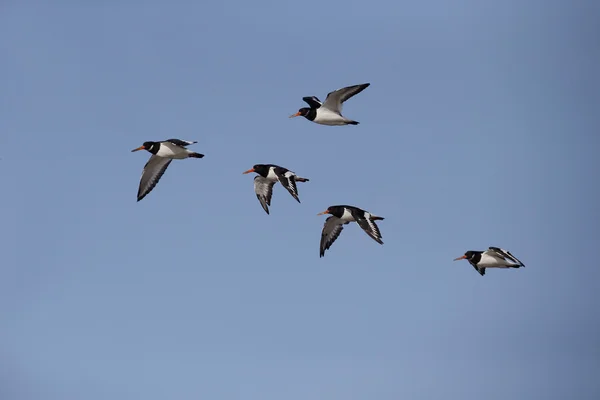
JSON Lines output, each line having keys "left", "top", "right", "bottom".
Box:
{"left": 317, "top": 205, "right": 384, "bottom": 257}
{"left": 289, "top": 83, "right": 370, "bottom": 126}
{"left": 242, "top": 164, "right": 309, "bottom": 214}
{"left": 131, "top": 139, "right": 204, "bottom": 202}
{"left": 453, "top": 247, "right": 526, "bottom": 276}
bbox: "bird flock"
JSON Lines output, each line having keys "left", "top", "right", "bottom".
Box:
{"left": 131, "top": 83, "right": 526, "bottom": 274}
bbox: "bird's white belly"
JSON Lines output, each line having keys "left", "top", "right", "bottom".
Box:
{"left": 314, "top": 109, "right": 346, "bottom": 125}
{"left": 266, "top": 168, "right": 279, "bottom": 180}
{"left": 157, "top": 143, "right": 188, "bottom": 159}
{"left": 340, "top": 209, "right": 355, "bottom": 222}
{"left": 479, "top": 254, "right": 512, "bottom": 268}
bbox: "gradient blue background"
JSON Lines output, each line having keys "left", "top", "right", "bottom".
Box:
{"left": 2, "top": 1, "right": 599, "bottom": 399}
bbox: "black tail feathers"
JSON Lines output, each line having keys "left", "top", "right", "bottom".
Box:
{"left": 189, "top": 152, "right": 204, "bottom": 158}
{"left": 348, "top": 120, "right": 359, "bottom": 125}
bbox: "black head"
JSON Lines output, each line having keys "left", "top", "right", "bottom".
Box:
{"left": 289, "top": 108, "right": 311, "bottom": 119}
{"left": 317, "top": 205, "right": 345, "bottom": 218}
{"left": 453, "top": 250, "right": 478, "bottom": 262}
{"left": 242, "top": 164, "right": 270, "bottom": 177}
{"left": 131, "top": 141, "right": 158, "bottom": 154}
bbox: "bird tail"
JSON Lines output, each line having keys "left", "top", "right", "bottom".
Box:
{"left": 188, "top": 152, "right": 205, "bottom": 158}
{"left": 296, "top": 177, "right": 309, "bottom": 182}
{"left": 347, "top": 120, "right": 359, "bottom": 125}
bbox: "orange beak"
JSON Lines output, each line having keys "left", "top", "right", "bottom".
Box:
{"left": 317, "top": 210, "right": 330, "bottom": 216}
{"left": 242, "top": 168, "right": 255, "bottom": 174}
{"left": 453, "top": 255, "right": 467, "bottom": 261}
{"left": 131, "top": 145, "right": 145, "bottom": 152}
{"left": 289, "top": 112, "right": 301, "bottom": 118}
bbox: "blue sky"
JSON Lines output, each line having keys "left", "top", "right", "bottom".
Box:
{"left": 1, "top": 1, "right": 599, "bottom": 399}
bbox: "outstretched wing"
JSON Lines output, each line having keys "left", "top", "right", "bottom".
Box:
{"left": 465, "top": 259, "right": 485, "bottom": 275}
{"left": 274, "top": 168, "right": 300, "bottom": 203}
{"left": 165, "top": 139, "right": 197, "bottom": 147}
{"left": 302, "top": 96, "right": 322, "bottom": 109}
{"left": 320, "top": 216, "right": 346, "bottom": 258}
{"left": 355, "top": 217, "right": 384, "bottom": 245}
{"left": 253, "top": 176, "right": 276, "bottom": 214}
{"left": 138, "top": 155, "right": 172, "bottom": 201}
{"left": 322, "top": 83, "right": 370, "bottom": 113}
{"left": 487, "top": 247, "right": 526, "bottom": 266}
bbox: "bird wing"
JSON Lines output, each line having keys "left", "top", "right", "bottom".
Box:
{"left": 302, "top": 96, "right": 322, "bottom": 109}
{"left": 322, "top": 83, "right": 370, "bottom": 113}
{"left": 464, "top": 259, "right": 485, "bottom": 275}
{"left": 355, "top": 217, "right": 384, "bottom": 245}
{"left": 274, "top": 168, "right": 300, "bottom": 203}
{"left": 320, "top": 216, "right": 346, "bottom": 257}
{"left": 165, "top": 139, "right": 197, "bottom": 147}
{"left": 137, "top": 155, "right": 172, "bottom": 201}
{"left": 487, "top": 247, "right": 525, "bottom": 266}
{"left": 254, "top": 176, "right": 276, "bottom": 214}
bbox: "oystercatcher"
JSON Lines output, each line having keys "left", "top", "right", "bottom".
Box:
{"left": 289, "top": 83, "right": 370, "bottom": 126}
{"left": 242, "top": 164, "right": 309, "bottom": 214}
{"left": 317, "top": 205, "right": 384, "bottom": 257}
{"left": 131, "top": 139, "right": 204, "bottom": 202}
{"left": 453, "top": 247, "right": 526, "bottom": 276}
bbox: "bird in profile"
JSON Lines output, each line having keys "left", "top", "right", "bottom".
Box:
{"left": 317, "top": 205, "right": 384, "bottom": 257}
{"left": 242, "top": 164, "right": 309, "bottom": 214}
{"left": 131, "top": 139, "right": 204, "bottom": 202}
{"left": 453, "top": 247, "right": 526, "bottom": 276}
{"left": 289, "top": 83, "right": 370, "bottom": 126}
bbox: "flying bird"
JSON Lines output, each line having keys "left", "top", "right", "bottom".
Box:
{"left": 453, "top": 247, "right": 526, "bottom": 276}
{"left": 242, "top": 164, "right": 309, "bottom": 214}
{"left": 131, "top": 139, "right": 204, "bottom": 202}
{"left": 317, "top": 205, "right": 384, "bottom": 257}
{"left": 289, "top": 83, "right": 370, "bottom": 126}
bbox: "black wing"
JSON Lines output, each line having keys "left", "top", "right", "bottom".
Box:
{"left": 165, "top": 139, "right": 197, "bottom": 147}
{"left": 488, "top": 247, "right": 526, "bottom": 267}
{"left": 137, "top": 155, "right": 172, "bottom": 201}
{"left": 274, "top": 167, "right": 300, "bottom": 203}
{"left": 302, "top": 96, "right": 322, "bottom": 109}
{"left": 254, "top": 176, "right": 276, "bottom": 214}
{"left": 320, "top": 216, "right": 346, "bottom": 258}
{"left": 355, "top": 217, "right": 384, "bottom": 245}
{"left": 467, "top": 260, "right": 485, "bottom": 276}
{"left": 322, "top": 83, "right": 370, "bottom": 113}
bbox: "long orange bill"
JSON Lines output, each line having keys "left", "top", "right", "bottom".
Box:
{"left": 131, "top": 146, "right": 145, "bottom": 152}
{"left": 242, "top": 168, "right": 255, "bottom": 174}
{"left": 289, "top": 112, "right": 301, "bottom": 118}
{"left": 317, "top": 210, "right": 330, "bottom": 216}
{"left": 453, "top": 255, "right": 467, "bottom": 261}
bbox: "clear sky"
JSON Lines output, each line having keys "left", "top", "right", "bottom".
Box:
{"left": 1, "top": 1, "right": 599, "bottom": 399}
